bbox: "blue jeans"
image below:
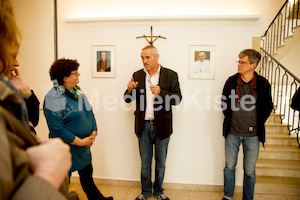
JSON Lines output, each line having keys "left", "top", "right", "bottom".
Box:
{"left": 224, "top": 134, "right": 259, "bottom": 200}
{"left": 138, "top": 121, "right": 170, "bottom": 198}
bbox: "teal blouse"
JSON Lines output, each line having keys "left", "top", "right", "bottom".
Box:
{"left": 43, "top": 86, "right": 97, "bottom": 172}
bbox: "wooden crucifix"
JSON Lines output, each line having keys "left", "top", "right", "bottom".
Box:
{"left": 136, "top": 26, "right": 166, "bottom": 46}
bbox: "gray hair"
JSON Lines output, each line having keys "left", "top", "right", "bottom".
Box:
{"left": 239, "top": 49, "right": 261, "bottom": 65}
{"left": 142, "top": 45, "right": 159, "bottom": 56}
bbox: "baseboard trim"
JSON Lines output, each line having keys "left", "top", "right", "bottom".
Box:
{"left": 70, "top": 177, "right": 236, "bottom": 192}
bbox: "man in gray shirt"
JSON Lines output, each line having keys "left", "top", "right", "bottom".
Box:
{"left": 221, "top": 49, "right": 273, "bottom": 200}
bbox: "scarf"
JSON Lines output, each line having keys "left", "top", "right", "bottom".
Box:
{"left": 54, "top": 84, "right": 83, "bottom": 100}
{"left": 0, "top": 75, "right": 30, "bottom": 130}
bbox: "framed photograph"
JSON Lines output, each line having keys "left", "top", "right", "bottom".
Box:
{"left": 91, "top": 45, "right": 115, "bottom": 78}
{"left": 189, "top": 45, "right": 216, "bottom": 79}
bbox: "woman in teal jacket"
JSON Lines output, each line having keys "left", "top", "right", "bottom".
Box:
{"left": 44, "top": 58, "right": 113, "bottom": 200}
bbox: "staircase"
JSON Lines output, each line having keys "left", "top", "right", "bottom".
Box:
{"left": 256, "top": 113, "right": 300, "bottom": 177}
{"left": 256, "top": 0, "right": 300, "bottom": 179}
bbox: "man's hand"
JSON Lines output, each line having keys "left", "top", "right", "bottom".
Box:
{"left": 26, "top": 138, "right": 71, "bottom": 189}
{"left": 127, "top": 78, "right": 138, "bottom": 94}
{"left": 9, "top": 68, "right": 32, "bottom": 98}
{"left": 150, "top": 85, "right": 161, "bottom": 95}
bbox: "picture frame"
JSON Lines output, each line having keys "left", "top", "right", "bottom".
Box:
{"left": 91, "top": 45, "right": 115, "bottom": 78}
{"left": 189, "top": 45, "right": 216, "bottom": 79}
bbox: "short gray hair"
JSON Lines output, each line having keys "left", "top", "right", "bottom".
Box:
{"left": 142, "top": 45, "right": 159, "bottom": 56}
{"left": 239, "top": 49, "right": 261, "bottom": 65}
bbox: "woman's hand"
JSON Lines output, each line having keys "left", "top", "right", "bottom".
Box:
{"left": 90, "top": 131, "right": 97, "bottom": 146}
{"left": 80, "top": 136, "right": 93, "bottom": 147}
{"left": 71, "top": 135, "right": 93, "bottom": 147}
{"left": 10, "top": 68, "right": 32, "bottom": 98}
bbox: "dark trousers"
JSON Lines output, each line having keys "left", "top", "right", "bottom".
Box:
{"left": 70, "top": 163, "right": 104, "bottom": 200}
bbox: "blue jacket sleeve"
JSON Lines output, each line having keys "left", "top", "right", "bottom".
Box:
{"left": 91, "top": 110, "right": 97, "bottom": 132}
{"left": 43, "top": 106, "right": 76, "bottom": 144}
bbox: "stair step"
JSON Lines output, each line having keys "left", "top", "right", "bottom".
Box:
{"left": 276, "top": 44, "right": 285, "bottom": 48}
{"left": 265, "top": 123, "right": 290, "bottom": 133}
{"left": 257, "top": 159, "right": 300, "bottom": 170}
{"left": 266, "top": 118, "right": 282, "bottom": 124}
{"left": 259, "top": 144, "right": 300, "bottom": 160}
{"left": 256, "top": 159, "right": 300, "bottom": 177}
{"left": 267, "top": 114, "right": 282, "bottom": 124}
{"left": 265, "top": 134, "right": 298, "bottom": 146}
{"left": 265, "top": 123, "right": 290, "bottom": 127}
{"left": 265, "top": 131, "right": 290, "bottom": 136}
{"left": 260, "top": 144, "right": 300, "bottom": 151}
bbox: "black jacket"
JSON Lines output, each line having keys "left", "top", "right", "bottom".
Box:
{"left": 291, "top": 87, "right": 300, "bottom": 111}
{"left": 221, "top": 72, "right": 273, "bottom": 145}
{"left": 124, "top": 66, "right": 182, "bottom": 140}
{"left": 24, "top": 90, "right": 40, "bottom": 133}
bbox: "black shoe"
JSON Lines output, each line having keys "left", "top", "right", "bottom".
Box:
{"left": 102, "top": 196, "right": 113, "bottom": 200}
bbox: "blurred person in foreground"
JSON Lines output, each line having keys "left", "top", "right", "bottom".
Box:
{"left": 43, "top": 58, "right": 113, "bottom": 200}
{"left": 221, "top": 49, "right": 273, "bottom": 200}
{"left": 0, "top": 0, "right": 76, "bottom": 199}
{"left": 8, "top": 44, "right": 40, "bottom": 133}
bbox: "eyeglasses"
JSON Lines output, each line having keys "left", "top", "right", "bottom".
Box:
{"left": 236, "top": 61, "right": 251, "bottom": 65}
{"left": 70, "top": 71, "right": 79, "bottom": 76}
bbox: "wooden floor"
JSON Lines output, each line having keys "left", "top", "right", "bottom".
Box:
{"left": 68, "top": 176, "right": 300, "bottom": 200}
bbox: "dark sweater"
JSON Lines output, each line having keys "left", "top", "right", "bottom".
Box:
{"left": 222, "top": 72, "right": 273, "bottom": 145}
{"left": 230, "top": 78, "right": 258, "bottom": 137}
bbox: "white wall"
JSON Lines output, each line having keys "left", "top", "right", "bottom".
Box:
{"left": 267, "top": 0, "right": 300, "bottom": 78}
{"left": 12, "top": 0, "right": 270, "bottom": 186}
{"left": 279, "top": 35, "right": 300, "bottom": 77}
{"left": 268, "top": 0, "right": 286, "bottom": 22}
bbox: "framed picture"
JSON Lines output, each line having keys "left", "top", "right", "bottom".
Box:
{"left": 91, "top": 45, "right": 115, "bottom": 78}
{"left": 189, "top": 45, "right": 216, "bottom": 79}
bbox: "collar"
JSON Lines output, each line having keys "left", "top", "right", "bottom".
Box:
{"left": 143, "top": 64, "right": 161, "bottom": 77}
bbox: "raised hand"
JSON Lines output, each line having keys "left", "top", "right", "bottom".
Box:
{"left": 127, "top": 77, "right": 138, "bottom": 94}
{"left": 150, "top": 85, "right": 161, "bottom": 95}
{"left": 9, "top": 68, "right": 32, "bottom": 98}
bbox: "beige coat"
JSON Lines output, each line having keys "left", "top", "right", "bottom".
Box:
{"left": 0, "top": 79, "right": 75, "bottom": 200}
